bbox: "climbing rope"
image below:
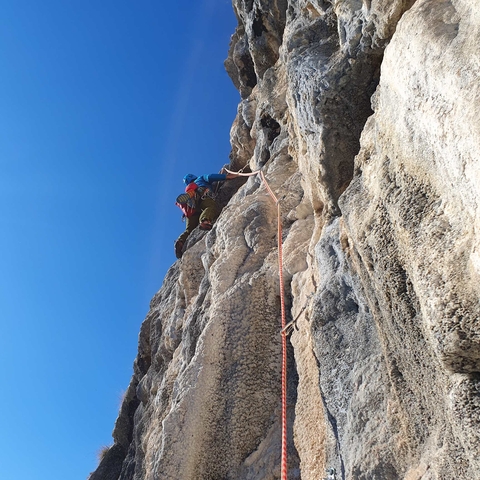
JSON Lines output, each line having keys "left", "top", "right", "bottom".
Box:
{"left": 226, "top": 168, "right": 288, "bottom": 480}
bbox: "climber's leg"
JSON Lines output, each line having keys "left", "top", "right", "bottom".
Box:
{"left": 199, "top": 197, "right": 218, "bottom": 228}
{"left": 174, "top": 213, "right": 200, "bottom": 258}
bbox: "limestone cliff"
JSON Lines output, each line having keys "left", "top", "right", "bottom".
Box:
{"left": 90, "top": 1, "right": 480, "bottom": 479}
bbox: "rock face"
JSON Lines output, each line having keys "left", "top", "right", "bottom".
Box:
{"left": 90, "top": 1, "right": 480, "bottom": 479}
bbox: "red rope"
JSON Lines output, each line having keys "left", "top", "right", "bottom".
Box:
{"left": 226, "top": 168, "right": 288, "bottom": 479}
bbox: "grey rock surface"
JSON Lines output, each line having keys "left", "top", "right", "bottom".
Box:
{"left": 89, "top": 0, "right": 480, "bottom": 479}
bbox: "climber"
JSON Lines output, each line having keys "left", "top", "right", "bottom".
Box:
{"left": 174, "top": 170, "right": 239, "bottom": 258}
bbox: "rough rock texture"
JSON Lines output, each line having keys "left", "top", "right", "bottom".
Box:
{"left": 90, "top": 1, "right": 480, "bottom": 479}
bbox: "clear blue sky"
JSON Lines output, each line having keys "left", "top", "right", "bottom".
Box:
{"left": 0, "top": 1, "right": 239, "bottom": 479}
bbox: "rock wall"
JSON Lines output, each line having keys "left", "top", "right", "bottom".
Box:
{"left": 90, "top": 1, "right": 480, "bottom": 479}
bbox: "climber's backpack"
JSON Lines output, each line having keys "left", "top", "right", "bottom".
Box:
{"left": 176, "top": 182, "right": 199, "bottom": 219}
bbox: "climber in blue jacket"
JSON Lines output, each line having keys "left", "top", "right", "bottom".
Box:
{"left": 174, "top": 171, "right": 239, "bottom": 258}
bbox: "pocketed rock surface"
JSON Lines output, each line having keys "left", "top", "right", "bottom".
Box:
{"left": 89, "top": 1, "right": 480, "bottom": 479}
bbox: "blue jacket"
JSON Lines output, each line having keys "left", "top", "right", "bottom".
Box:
{"left": 194, "top": 173, "right": 227, "bottom": 189}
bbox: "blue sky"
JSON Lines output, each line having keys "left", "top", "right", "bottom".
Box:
{"left": 0, "top": 1, "right": 239, "bottom": 479}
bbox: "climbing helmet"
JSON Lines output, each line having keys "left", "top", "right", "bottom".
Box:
{"left": 183, "top": 173, "right": 197, "bottom": 185}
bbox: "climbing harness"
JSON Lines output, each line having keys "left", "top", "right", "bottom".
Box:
{"left": 226, "top": 167, "right": 288, "bottom": 480}
{"left": 175, "top": 182, "right": 218, "bottom": 220}
{"left": 197, "top": 186, "right": 216, "bottom": 200}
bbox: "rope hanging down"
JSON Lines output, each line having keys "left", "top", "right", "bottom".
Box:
{"left": 226, "top": 168, "right": 288, "bottom": 480}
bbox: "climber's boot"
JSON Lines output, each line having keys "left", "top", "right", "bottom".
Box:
{"left": 199, "top": 220, "right": 213, "bottom": 230}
